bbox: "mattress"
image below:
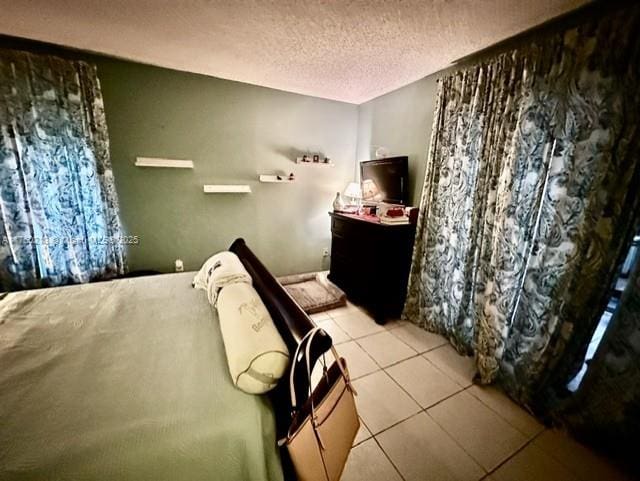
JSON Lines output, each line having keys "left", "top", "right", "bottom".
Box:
{"left": 0, "top": 273, "right": 283, "bottom": 481}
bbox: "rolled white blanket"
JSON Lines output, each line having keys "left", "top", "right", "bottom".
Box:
{"left": 217, "top": 283, "right": 289, "bottom": 394}
{"left": 193, "top": 251, "right": 252, "bottom": 305}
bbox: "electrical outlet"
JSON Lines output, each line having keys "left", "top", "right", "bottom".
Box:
{"left": 322, "top": 248, "right": 330, "bottom": 258}
{"left": 175, "top": 259, "right": 184, "bottom": 272}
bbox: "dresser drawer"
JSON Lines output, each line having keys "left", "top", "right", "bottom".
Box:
{"left": 331, "top": 215, "right": 373, "bottom": 242}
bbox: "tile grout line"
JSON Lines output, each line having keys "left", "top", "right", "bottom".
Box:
{"left": 418, "top": 384, "right": 466, "bottom": 410}
{"left": 422, "top": 406, "right": 491, "bottom": 476}
{"left": 353, "top": 338, "right": 451, "bottom": 372}
{"left": 371, "top": 431, "right": 408, "bottom": 481}
{"left": 378, "top": 359, "right": 463, "bottom": 413}
{"left": 352, "top": 337, "right": 417, "bottom": 371}
{"left": 379, "top": 323, "right": 421, "bottom": 352}
{"left": 329, "top": 307, "right": 478, "bottom": 408}
{"left": 329, "top": 305, "right": 487, "bottom": 466}
{"left": 314, "top": 306, "right": 455, "bottom": 479}
{"left": 386, "top": 321, "right": 449, "bottom": 352}
{"left": 328, "top": 303, "right": 574, "bottom": 480}
{"left": 354, "top": 366, "right": 546, "bottom": 478}
{"left": 328, "top": 305, "right": 479, "bottom": 478}
{"left": 326, "top": 308, "right": 446, "bottom": 360}
{"left": 364, "top": 379, "right": 470, "bottom": 439}
{"left": 326, "top": 310, "right": 433, "bottom": 378}
{"left": 362, "top": 332, "right": 490, "bottom": 476}
{"left": 347, "top": 328, "right": 474, "bottom": 427}
{"left": 368, "top": 406, "right": 490, "bottom": 479}
{"left": 369, "top": 408, "right": 424, "bottom": 439}
{"left": 315, "top": 320, "right": 351, "bottom": 345}
{"left": 483, "top": 427, "right": 548, "bottom": 477}
{"left": 351, "top": 415, "right": 373, "bottom": 448}
{"left": 371, "top": 349, "right": 469, "bottom": 411}
{"left": 330, "top": 319, "right": 386, "bottom": 342}
{"left": 419, "top": 350, "right": 471, "bottom": 388}
{"left": 329, "top": 305, "right": 541, "bottom": 443}
{"left": 423, "top": 387, "right": 545, "bottom": 477}
{"left": 461, "top": 384, "right": 545, "bottom": 440}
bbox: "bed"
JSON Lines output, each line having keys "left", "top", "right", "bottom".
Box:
{"left": 0, "top": 239, "right": 331, "bottom": 481}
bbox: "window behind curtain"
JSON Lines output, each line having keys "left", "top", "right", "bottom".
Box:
{"left": 0, "top": 48, "right": 126, "bottom": 290}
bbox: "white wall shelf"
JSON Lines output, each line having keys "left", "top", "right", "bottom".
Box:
{"left": 203, "top": 184, "right": 251, "bottom": 194}
{"left": 295, "top": 157, "right": 334, "bottom": 166}
{"left": 135, "top": 157, "right": 194, "bottom": 169}
{"left": 259, "top": 174, "right": 295, "bottom": 183}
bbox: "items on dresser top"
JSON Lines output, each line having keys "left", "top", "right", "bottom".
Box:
{"left": 334, "top": 198, "right": 417, "bottom": 226}
{"left": 332, "top": 191, "right": 360, "bottom": 214}
{"left": 377, "top": 202, "right": 406, "bottom": 217}
{"left": 377, "top": 202, "right": 411, "bottom": 225}
{"left": 380, "top": 206, "right": 405, "bottom": 217}
{"left": 360, "top": 205, "right": 377, "bottom": 216}
{"left": 333, "top": 206, "right": 417, "bottom": 226}
{"left": 379, "top": 216, "right": 410, "bottom": 225}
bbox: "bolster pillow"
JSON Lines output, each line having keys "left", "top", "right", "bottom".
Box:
{"left": 217, "top": 282, "right": 289, "bottom": 394}
{"left": 193, "top": 251, "right": 252, "bottom": 305}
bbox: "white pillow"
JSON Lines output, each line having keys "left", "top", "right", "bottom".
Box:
{"left": 217, "top": 282, "right": 289, "bottom": 394}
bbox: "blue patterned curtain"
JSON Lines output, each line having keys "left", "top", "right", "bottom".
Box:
{"left": 559, "top": 247, "right": 640, "bottom": 473}
{"left": 403, "top": 5, "right": 640, "bottom": 409}
{"left": 0, "top": 49, "right": 126, "bottom": 290}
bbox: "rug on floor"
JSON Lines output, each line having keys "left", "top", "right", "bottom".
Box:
{"left": 277, "top": 271, "right": 346, "bottom": 314}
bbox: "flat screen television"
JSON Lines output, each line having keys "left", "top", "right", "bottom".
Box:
{"left": 360, "top": 156, "right": 409, "bottom": 205}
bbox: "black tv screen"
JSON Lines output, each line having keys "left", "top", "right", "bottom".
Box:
{"left": 360, "top": 156, "right": 409, "bottom": 205}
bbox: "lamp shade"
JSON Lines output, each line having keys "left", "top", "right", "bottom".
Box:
{"left": 344, "top": 182, "right": 362, "bottom": 199}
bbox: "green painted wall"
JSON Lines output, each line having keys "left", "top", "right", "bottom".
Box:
{"left": 92, "top": 57, "right": 358, "bottom": 275}
{"left": 356, "top": 74, "right": 438, "bottom": 207}
{"left": 354, "top": 2, "right": 610, "bottom": 208}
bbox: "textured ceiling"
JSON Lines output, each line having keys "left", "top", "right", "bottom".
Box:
{"left": 0, "top": 0, "right": 589, "bottom": 104}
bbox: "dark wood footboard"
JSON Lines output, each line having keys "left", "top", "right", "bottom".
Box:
{"left": 230, "top": 238, "right": 332, "bottom": 480}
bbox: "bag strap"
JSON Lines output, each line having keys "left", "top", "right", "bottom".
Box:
{"left": 289, "top": 327, "right": 319, "bottom": 410}
{"left": 289, "top": 326, "right": 354, "bottom": 412}
{"left": 279, "top": 326, "right": 357, "bottom": 454}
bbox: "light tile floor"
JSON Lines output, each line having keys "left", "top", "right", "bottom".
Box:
{"left": 311, "top": 302, "right": 632, "bottom": 481}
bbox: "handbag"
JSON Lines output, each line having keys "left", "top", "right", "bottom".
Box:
{"left": 279, "top": 327, "right": 360, "bottom": 481}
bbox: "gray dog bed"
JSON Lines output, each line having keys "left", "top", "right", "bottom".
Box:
{"left": 277, "top": 271, "right": 347, "bottom": 314}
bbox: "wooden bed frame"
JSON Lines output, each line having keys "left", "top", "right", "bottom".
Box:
{"left": 230, "top": 238, "right": 333, "bottom": 480}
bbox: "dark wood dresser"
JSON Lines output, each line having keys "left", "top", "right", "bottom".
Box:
{"left": 328, "top": 212, "right": 416, "bottom": 323}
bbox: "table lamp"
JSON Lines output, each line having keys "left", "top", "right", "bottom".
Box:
{"left": 344, "top": 182, "right": 362, "bottom": 210}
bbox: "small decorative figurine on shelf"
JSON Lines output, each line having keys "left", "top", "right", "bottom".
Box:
{"left": 296, "top": 154, "right": 333, "bottom": 165}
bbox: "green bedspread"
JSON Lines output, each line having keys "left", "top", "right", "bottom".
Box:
{"left": 0, "top": 273, "right": 283, "bottom": 481}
